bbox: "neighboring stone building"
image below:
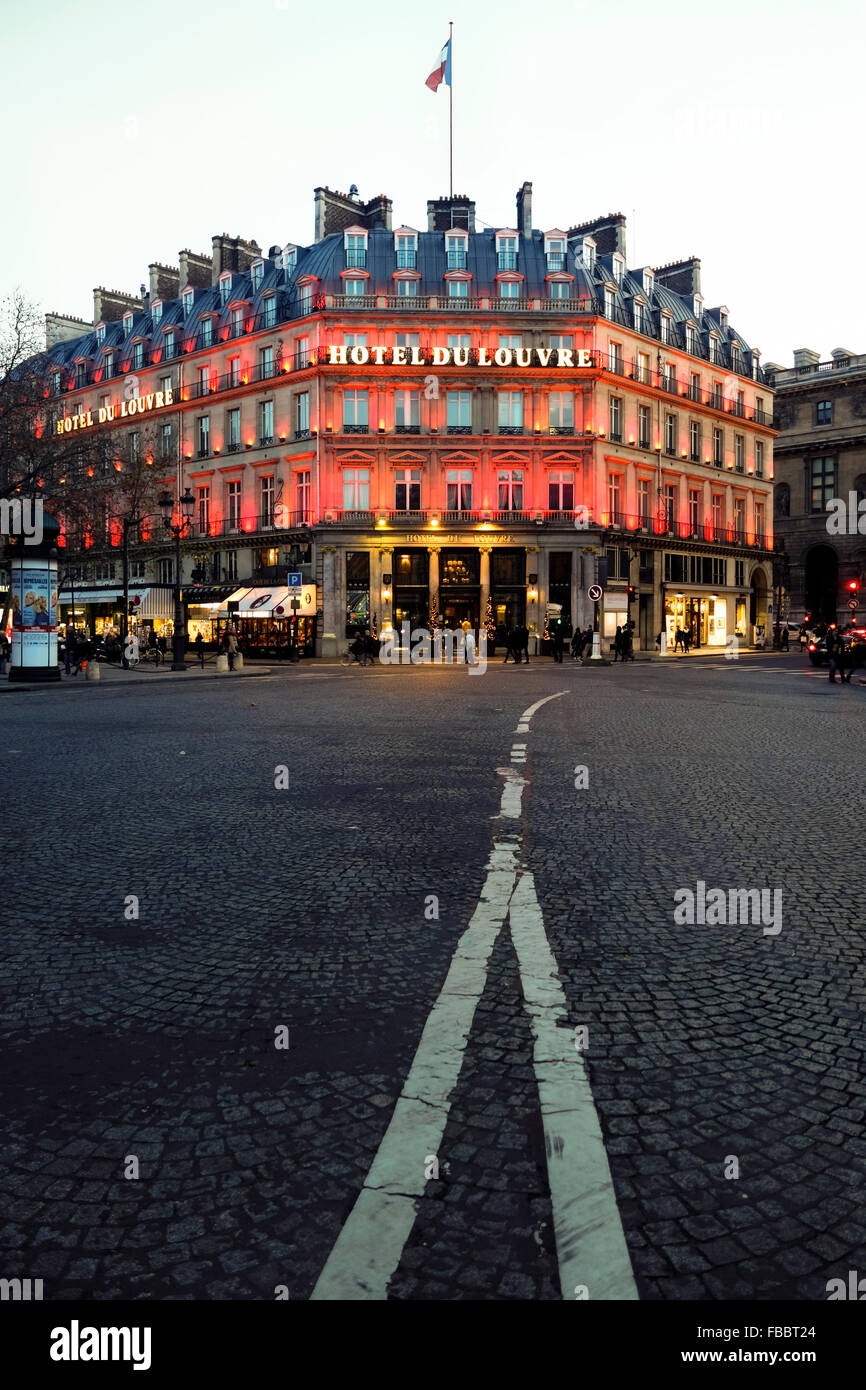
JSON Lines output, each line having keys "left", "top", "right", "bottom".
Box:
{"left": 34, "top": 181, "right": 777, "bottom": 656}
{"left": 766, "top": 350, "right": 866, "bottom": 623}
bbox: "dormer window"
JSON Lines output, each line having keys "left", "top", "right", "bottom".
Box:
{"left": 182, "top": 287, "right": 194, "bottom": 315}
{"left": 96, "top": 323, "right": 106, "bottom": 345}
{"left": 250, "top": 260, "right": 264, "bottom": 291}
{"left": 660, "top": 312, "right": 672, "bottom": 344}
{"left": 693, "top": 294, "right": 704, "bottom": 320}
{"left": 51, "top": 370, "right": 61, "bottom": 394}
{"left": 281, "top": 245, "right": 298, "bottom": 274}
{"left": 718, "top": 307, "right": 729, "bottom": 331}
{"left": 709, "top": 333, "right": 721, "bottom": 365}
{"left": 262, "top": 293, "right": 277, "bottom": 328}
{"left": 201, "top": 316, "right": 214, "bottom": 347}
{"left": 642, "top": 269, "right": 655, "bottom": 296}
{"left": 633, "top": 297, "right": 648, "bottom": 334}
{"left": 132, "top": 341, "right": 144, "bottom": 369}
{"left": 580, "top": 237, "right": 597, "bottom": 271}
{"left": 495, "top": 231, "right": 518, "bottom": 271}
{"left": 686, "top": 323, "right": 698, "bottom": 355}
{"left": 219, "top": 272, "right": 233, "bottom": 307}
{"left": 151, "top": 300, "right": 162, "bottom": 326}
{"left": 544, "top": 231, "right": 567, "bottom": 271}
{"left": 344, "top": 227, "right": 368, "bottom": 269}
{"left": 394, "top": 228, "right": 418, "bottom": 269}
{"left": 612, "top": 254, "right": 626, "bottom": 285}
{"left": 446, "top": 229, "right": 468, "bottom": 269}
{"left": 164, "top": 329, "right": 177, "bottom": 360}
{"left": 123, "top": 311, "right": 133, "bottom": 337}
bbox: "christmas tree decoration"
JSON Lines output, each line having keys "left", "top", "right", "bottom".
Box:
{"left": 429, "top": 592, "right": 440, "bottom": 628}
{"left": 484, "top": 594, "right": 495, "bottom": 641}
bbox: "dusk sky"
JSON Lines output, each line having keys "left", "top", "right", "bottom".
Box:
{"left": 2, "top": 0, "right": 862, "bottom": 365}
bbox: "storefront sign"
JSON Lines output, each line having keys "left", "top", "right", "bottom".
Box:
{"left": 327, "top": 345, "right": 593, "bottom": 369}
{"left": 55, "top": 388, "right": 174, "bottom": 435}
{"left": 397, "top": 534, "right": 518, "bottom": 545}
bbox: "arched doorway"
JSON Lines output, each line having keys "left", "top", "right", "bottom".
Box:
{"left": 750, "top": 567, "right": 768, "bottom": 637}
{"left": 805, "top": 545, "right": 838, "bottom": 623}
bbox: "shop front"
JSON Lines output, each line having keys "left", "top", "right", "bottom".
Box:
{"left": 663, "top": 590, "right": 729, "bottom": 649}
{"left": 57, "top": 585, "right": 175, "bottom": 641}
{"left": 490, "top": 548, "right": 526, "bottom": 641}
{"left": 219, "top": 584, "right": 318, "bottom": 657}
{"left": 392, "top": 548, "right": 429, "bottom": 633}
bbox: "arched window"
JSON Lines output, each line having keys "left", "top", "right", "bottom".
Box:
{"left": 774, "top": 483, "right": 790, "bottom": 517}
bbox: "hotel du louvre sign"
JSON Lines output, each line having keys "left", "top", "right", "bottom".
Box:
{"left": 325, "top": 344, "right": 593, "bottom": 369}
{"left": 55, "top": 387, "right": 174, "bottom": 435}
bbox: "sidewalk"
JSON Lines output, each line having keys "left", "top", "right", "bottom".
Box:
{"left": 1, "top": 662, "right": 272, "bottom": 693}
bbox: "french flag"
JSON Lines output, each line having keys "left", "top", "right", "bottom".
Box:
{"left": 426, "top": 38, "right": 452, "bottom": 92}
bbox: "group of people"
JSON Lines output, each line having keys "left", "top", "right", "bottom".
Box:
{"left": 570, "top": 626, "right": 596, "bottom": 660}
{"left": 347, "top": 629, "right": 379, "bottom": 666}
{"left": 503, "top": 625, "right": 531, "bottom": 664}
{"left": 670, "top": 626, "right": 694, "bottom": 654}
{"left": 611, "top": 622, "right": 637, "bottom": 661}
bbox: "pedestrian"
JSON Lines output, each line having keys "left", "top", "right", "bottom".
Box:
{"left": 73, "top": 633, "right": 91, "bottom": 675}
{"left": 683, "top": 627, "right": 692, "bottom": 654}
{"left": 781, "top": 621, "right": 789, "bottom": 651}
{"left": 612, "top": 625, "right": 622, "bottom": 662}
{"left": 583, "top": 625, "right": 594, "bottom": 658}
{"left": 517, "top": 624, "right": 530, "bottom": 663}
{"left": 623, "top": 625, "right": 636, "bottom": 661}
{"left": 827, "top": 628, "right": 842, "bottom": 683}
{"left": 224, "top": 629, "right": 238, "bottom": 671}
{"left": 551, "top": 622, "right": 565, "bottom": 664}
{"left": 0, "top": 633, "right": 9, "bottom": 675}
{"left": 194, "top": 632, "right": 205, "bottom": 667}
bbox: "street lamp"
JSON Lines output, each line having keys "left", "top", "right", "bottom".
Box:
{"left": 159, "top": 487, "right": 195, "bottom": 671}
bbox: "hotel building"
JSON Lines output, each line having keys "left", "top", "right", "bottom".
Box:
{"left": 40, "top": 181, "right": 777, "bottom": 655}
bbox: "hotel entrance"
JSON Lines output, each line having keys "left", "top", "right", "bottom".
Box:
{"left": 392, "top": 548, "right": 429, "bottom": 632}
{"left": 439, "top": 549, "right": 480, "bottom": 629}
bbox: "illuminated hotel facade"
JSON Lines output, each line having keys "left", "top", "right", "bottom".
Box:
{"left": 43, "top": 182, "right": 777, "bottom": 654}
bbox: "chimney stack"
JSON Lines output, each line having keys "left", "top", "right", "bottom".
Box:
{"left": 92, "top": 287, "right": 144, "bottom": 324}
{"left": 793, "top": 348, "right": 821, "bottom": 369}
{"left": 426, "top": 194, "right": 475, "bottom": 232}
{"left": 178, "top": 249, "right": 213, "bottom": 292}
{"left": 516, "top": 181, "right": 532, "bottom": 235}
{"left": 313, "top": 186, "right": 393, "bottom": 242}
{"left": 655, "top": 256, "right": 702, "bottom": 297}
{"left": 45, "top": 312, "right": 90, "bottom": 351}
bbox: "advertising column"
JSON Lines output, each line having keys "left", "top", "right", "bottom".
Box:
{"left": 5, "top": 508, "right": 61, "bottom": 683}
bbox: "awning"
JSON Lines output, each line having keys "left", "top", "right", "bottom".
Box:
{"left": 185, "top": 584, "right": 240, "bottom": 606}
{"left": 234, "top": 586, "right": 291, "bottom": 615}
{"left": 57, "top": 586, "right": 175, "bottom": 619}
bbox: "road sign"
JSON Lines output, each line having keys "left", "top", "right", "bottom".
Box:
{"left": 290, "top": 598, "right": 301, "bottom": 611}
{"left": 848, "top": 599, "right": 859, "bottom": 611}
{"left": 287, "top": 572, "right": 302, "bottom": 587}
{"left": 587, "top": 584, "right": 603, "bottom": 602}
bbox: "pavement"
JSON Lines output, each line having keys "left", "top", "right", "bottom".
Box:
{"left": 0, "top": 651, "right": 864, "bottom": 1301}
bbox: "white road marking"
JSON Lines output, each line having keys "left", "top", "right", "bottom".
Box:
{"left": 309, "top": 685, "right": 637, "bottom": 1302}
{"left": 508, "top": 872, "right": 638, "bottom": 1301}
{"left": 309, "top": 840, "right": 520, "bottom": 1300}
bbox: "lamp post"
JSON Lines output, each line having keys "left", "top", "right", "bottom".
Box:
{"left": 158, "top": 487, "right": 195, "bottom": 671}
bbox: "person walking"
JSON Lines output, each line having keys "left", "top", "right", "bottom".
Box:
{"left": 780, "top": 621, "right": 790, "bottom": 651}
{"left": 622, "top": 623, "right": 636, "bottom": 662}
{"left": 224, "top": 629, "right": 238, "bottom": 672}
{"left": 612, "top": 625, "right": 622, "bottom": 662}
{"left": 517, "top": 624, "right": 530, "bottom": 663}
{"left": 683, "top": 627, "right": 692, "bottom": 654}
{"left": 827, "top": 628, "right": 841, "bottom": 683}
{"left": 570, "top": 628, "right": 583, "bottom": 661}
{"left": 0, "top": 632, "right": 10, "bottom": 675}
{"left": 194, "top": 632, "right": 205, "bottom": 668}
{"left": 551, "top": 622, "right": 565, "bottom": 664}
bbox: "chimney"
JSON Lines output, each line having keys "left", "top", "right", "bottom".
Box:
{"left": 831, "top": 346, "right": 854, "bottom": 361}
{"left": 45, "top": 312, "right": 90, "bottom": 351}
{"left": 793, "top": 348, "right": 821, "bottom": 369}
{"left": 516, "top": 181, "right": 532, "bottom": 235}
{"left": 313, "top": 186, "right": 394, "bottom": 242}
{"left": 178, "top": 249, "right": 213, "bottom": 292}
{"left": 149, "top": 262, "right": 181, "bottom": 301}
{"left": 426, "top": 194, "right": 476, "bottom": 232}
{"left": 92, "top": 287, "right": 144, "bottom": 324}
{"left": 211, "top": 234, "right": 262, "bottom": 285}
{"left": 655, "top": 256, "right": 702, "bottom": 297}
{"left": 568, "top": 213, "right": 627, "bottom": 257}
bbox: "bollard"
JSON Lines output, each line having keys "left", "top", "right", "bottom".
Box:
{"left": 234, "top": 653, "right": 244, "bottom": 671}
{"left": 86, "top": 661, "right": 101, "bottom": 681}
{"left": 216, "top": 654, "right": 229, "bottom": 673}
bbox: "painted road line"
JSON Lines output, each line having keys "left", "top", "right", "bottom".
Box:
{"left": 508, "top": 872, "right": 638, "bottom": 1301}
{"left": 310, "top": 839, "right": 520, "bottom": 1300}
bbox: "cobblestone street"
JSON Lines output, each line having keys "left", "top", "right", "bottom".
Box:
{"left": 1, "top": 653, "right": 864, "bottom": 1301}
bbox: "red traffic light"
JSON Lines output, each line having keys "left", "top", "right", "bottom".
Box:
{"left": 848, "top": 580, "right": 860, "bottom": 592}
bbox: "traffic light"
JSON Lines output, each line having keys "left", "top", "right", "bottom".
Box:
{"left": 627, "top": 586, "right": 636, "bottom": 601}
{"left": 847, "top": 580, "right": 860, "bottom": 593}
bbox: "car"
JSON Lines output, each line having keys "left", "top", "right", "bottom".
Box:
{"left": 807, "top": 627, "right": 866, "bottom": 668}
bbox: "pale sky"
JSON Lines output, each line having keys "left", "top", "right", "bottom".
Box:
{"left": 2, "top": 0, "right": 862, "bottom": 366}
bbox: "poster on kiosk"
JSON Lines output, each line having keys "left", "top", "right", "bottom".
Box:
{"left": 10, "top": 560, "right": 58, "bottom": 672}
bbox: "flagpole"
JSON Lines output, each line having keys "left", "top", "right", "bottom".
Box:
{"left": 449, "top": 20, "right": 453, "bottom": 201}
